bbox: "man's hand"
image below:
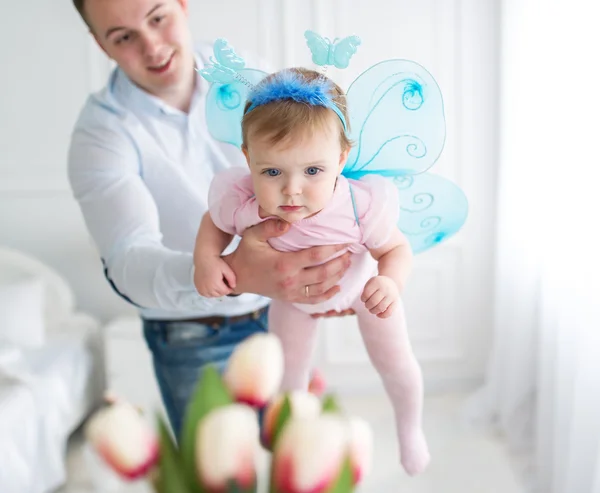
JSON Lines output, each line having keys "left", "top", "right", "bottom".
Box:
{"left": 222, "top": 219, "right": 351, "bottom": 304}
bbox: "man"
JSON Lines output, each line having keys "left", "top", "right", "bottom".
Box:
{"left": 68, "top": 0, "right": 351, "bottom": 436}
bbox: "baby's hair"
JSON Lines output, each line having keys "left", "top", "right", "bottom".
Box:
{"left": 241, "top": 68, "right": 353, "bottom": 151}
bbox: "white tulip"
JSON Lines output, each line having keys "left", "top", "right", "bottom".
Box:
{"left": 224, "top": 333, "right": 284, "bottom": 407}
{"left": 196, "top": 404, "right": 260, "bottom": 491}
{"left": 272, "top": 415, "right": 349, "bottom": 493}
{"left": 262, "top": 391, "right": 322, "bottom": 448}
{"left": 85, "top": 402, "right": 158, "bottom": 480}
{"left": 347, "top": 416, "right": 374, "bottom": 484}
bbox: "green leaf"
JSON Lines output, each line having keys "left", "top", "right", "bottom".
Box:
{"left": 271, "top": 394, "right": 292, "bottom": 449}
{"left": 324, "top": 456, "right": 355, "bottom": 493}
{"left": 226, "top": 478, "right": 258, "bottom": 493}
{"left": 180, "top": 365, "right": 234, "bottom": 493}
{"left": 156, "top": 415, "right": 193, "bottom": 493}
{"left": 322, "top": 393, "right": 342, "bottom": 413}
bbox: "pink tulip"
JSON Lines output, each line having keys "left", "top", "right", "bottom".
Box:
{"left": 347, "top": 417, "right": 373, "bottom": 484}
{"left": 85, "top": 402, "right": 159, "bottom": 480}
{"left": 196, "top": 404, "right": 260, "bottom": 492}
{"left": 272, "top": 415, "right": 349, "bottom": 493}
{"left": 262, "top": 391, "right": 321, "bottom": 448}
{"left": 223, "top": 333, "right": 284, "bottom": 407}
{"left": 308, "top": 369, "right": 327, "bottom": 397}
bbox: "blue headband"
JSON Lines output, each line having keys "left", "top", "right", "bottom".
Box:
{"left": 245, "top": 70, "right": 348, "bottom": 133}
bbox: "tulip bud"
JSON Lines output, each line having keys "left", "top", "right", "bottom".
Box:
{"left": 272, "top": 415, "right": 349, "bottom": 493}
{"left": 347, "top": 417, "right": 373, "bottom": 484}
{"left": 85, "top": 402, "right": 159, "bottom": 480}
{"left": 224, "top": 333, "right": 284, "bottom": 407}
{"left": 196, "top": 404, "right": 260, "bottom": 492}
{"left": 308, "top": 368, "right": 327, "bottom": 397}
{"left": 262, "top": 391, "right": 322, "bottom": 449}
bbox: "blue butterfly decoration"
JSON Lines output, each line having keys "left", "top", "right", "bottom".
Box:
{"left": 197, "top": 33, "right": 468, "bottom": 254}
{"left": 304, "top": 30, "right": 362, "bottom": 69}
{"left": 196, "top": 38, "right": 246, "bottom": 84}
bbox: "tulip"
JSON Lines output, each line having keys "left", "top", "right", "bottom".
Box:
{"left": 223, "top": 333, "right": 284, "bottom": 407}
{"left": 262, "top": 391, "right": 322, "bottom": 449}
{"left": 347, "top": 417, "right": 373, "bottom": 484}
{"left": 308, "top": 369, "right": 327, "bottom": 397}
{"left": 196, "top": 404, "right": 260, "bottom": 492}
{"left": 272, "top": 415, "right": 349, "bottom": 493}
{"left": 85, "top": 402, "right": 159, "bottom": 480}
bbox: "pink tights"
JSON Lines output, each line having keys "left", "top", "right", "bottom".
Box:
{"left": 268, "top": 298, "right": 430, "bottom": 476}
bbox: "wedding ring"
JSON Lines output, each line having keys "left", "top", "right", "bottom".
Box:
{"left": 305, "top": 285, "right": 309, "bottom": 297}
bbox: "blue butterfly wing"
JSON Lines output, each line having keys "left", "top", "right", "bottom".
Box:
{"left": 393, "top": 173, "right": 468, "bottom": 254}
{"left": 204, "top": 68, "right": 269, "bottom": 148}
{"left": 212, "top": 38, "right": 246, "bottom": 70}
{"left": 304, "top": 30, "right": 331, "bottom": 66}
{"left": 343, "top": 59, "right": 446, "bottom": 179}
{"left": 197, "top": 63, "right": 238, "bottom": 84}
{"left": 332, "top": 35, "right": 361, "bottom": 69}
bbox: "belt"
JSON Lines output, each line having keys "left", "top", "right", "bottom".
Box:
{"left": 147, "top": 305, "right": 268, "bottom": 329}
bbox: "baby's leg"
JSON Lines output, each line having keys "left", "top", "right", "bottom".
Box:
{"left": 351, "top": 297, "right": 430, "bottom": 476}
{"left": 268, "top": 300, "right": 320, "bottom": 391}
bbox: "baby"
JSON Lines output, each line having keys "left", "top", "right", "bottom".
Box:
{"left": 193, "top": 68, "right": 430, "bottom": 475}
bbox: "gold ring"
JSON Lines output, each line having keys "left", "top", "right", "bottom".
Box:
{"left": 305, "top": 285, "right": 309, "bottom": 297}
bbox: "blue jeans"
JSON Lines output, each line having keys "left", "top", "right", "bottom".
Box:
{"left": 142, "top": 306, "right": 269, "bottom": 439}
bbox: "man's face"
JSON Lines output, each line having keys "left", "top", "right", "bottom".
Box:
{"left": 85, "top": 0, "right": 194, "bottom": 98}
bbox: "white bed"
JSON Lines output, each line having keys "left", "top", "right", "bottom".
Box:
{"left": 0, "top": 247, "right": 104, "bottom": 493}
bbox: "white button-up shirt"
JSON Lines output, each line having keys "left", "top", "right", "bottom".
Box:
{"left": 68, "top": 43, "right": 269, "bottom": 320}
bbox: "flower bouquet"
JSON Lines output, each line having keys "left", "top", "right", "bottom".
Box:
{"left": 85, "top": 333, "right": 373, "bottom": 493}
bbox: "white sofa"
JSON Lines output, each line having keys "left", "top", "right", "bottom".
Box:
{"left": 0, "top": 247, "right": 105, "bottom": 493}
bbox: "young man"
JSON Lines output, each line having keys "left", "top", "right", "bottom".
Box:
{"left": 68, "top": 0, "right": 352, "bottom": 435}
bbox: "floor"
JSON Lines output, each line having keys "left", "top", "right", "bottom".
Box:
{"left": 58, "top": 391, "right": 525, "bottom": 493}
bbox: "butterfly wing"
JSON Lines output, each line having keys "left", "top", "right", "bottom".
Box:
{"left": 304, "top": 30, "right": 331, "bottom": 66}
{"left": 212, "top": 38, "right": 246, "bottom": 70}
{"left": 343, "top": 59, "right": 446, "bottom": 179}
{"left": 204, "top": 68, "right": 269, "bottom": 148}
{"left": 393, "top": 172, "right": 468, "bottom": 254}
{"left": 197, "top": 62, "right": 238, "bottom": 84}
{"left": 332, "top": 35, "right": 362, "bottom": 69}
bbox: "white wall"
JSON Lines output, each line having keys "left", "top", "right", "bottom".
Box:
{"left": 0, "top": 0, "right": 498, "bottom": 390}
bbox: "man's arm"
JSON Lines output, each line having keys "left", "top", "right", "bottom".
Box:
{"left": 68, "top": 121, "right": 219, "bottom": 312}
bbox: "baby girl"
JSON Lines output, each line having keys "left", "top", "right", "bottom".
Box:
{"left": 193, "top": 67, "right": 430, "bottom": 475}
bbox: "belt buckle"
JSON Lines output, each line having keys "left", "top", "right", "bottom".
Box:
{"left": 251, "top": 307, "right": 265, "bottom": 320}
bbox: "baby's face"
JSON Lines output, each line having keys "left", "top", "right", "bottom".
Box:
{"left": 243, "top": 116, "right": 349, "bottom": 223}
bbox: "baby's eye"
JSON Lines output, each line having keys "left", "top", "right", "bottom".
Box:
{"left": 263, "top": 169, "right": 281, "bottom": 177}
{"left": 306, "top": 167, "right": 321, "bottom": 176}
{"left": 152, "top": 15, "right": 165, "bottom": 25}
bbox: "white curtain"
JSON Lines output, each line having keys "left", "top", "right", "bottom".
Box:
{"left": 466, "top": 1, "right": 600, "bottom": 492}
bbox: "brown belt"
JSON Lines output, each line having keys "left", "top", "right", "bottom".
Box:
{"left": 153, "top": 305, "right": 268, "bottom": 329}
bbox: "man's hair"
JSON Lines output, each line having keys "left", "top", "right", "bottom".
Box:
{"left": 73, "top": 0, "right": 91, "bottom": 28}
{"left": 241, "top": 68, "right": 352, "bottom": 151}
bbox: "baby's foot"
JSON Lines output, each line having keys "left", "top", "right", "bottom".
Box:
{"left": 399, "top": 429, "right": 430, "bottom": 476}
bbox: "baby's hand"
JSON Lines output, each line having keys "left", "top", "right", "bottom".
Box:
{"left": 361, "top": 275, "right": 399, "bottom": 318}
{"left": 194, "top": 257, "right": 237, "bottom": 298}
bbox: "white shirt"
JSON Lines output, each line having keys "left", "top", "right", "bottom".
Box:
{"left": 68, "top": 43, "right": 270, "bottom": 320}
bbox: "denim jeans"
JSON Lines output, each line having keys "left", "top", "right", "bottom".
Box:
{"left": 142, "top": 306, "right": 269, "bottom": 439}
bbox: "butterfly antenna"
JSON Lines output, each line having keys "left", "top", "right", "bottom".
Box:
{"left": 234, "top": 73, "right": 256, "bottom": 90}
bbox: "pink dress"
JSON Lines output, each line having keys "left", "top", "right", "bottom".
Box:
{"left": 208, "top": 168, "right": 400, "bottom": 314}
